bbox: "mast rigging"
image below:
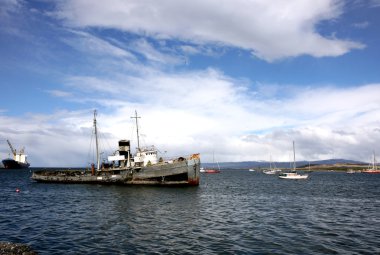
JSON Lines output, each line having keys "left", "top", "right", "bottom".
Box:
{"left": 131, "top": 110, "right": 141, "bottom": 152}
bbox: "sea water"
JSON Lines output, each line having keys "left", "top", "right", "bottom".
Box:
{"left": 0, "top": 169, "right": 379, "bottom": 254}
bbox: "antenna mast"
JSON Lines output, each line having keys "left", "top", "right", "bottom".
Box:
{"left": 373, "top": 150, "right": 377, "bottom": 170}
{"left": 94, "top": 110, "right": 100, "bottom": 170}
{"left": 293, "top": 141, "right": 296, "bottom": 171}
{"left": 131, "top": 110, "right": 141, "bottom": 152}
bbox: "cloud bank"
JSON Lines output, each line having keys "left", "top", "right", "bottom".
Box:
{"left": 2, "top": 67, "right": 379, "bottom": 166}
{"left": 0, "top": 0, "right": 379, "bottom": 167}
{"left": 54, "top": 0, "right": 364, "bottom": 61}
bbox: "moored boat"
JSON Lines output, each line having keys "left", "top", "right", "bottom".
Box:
{"left": 202, "top": 168, "right": 220, "bottom": 174}
{"left": 278, "top": 141, "right": 308, "bottom": 180}
{"left": 362, "top": 151, "right": 380, "bottom": 174}
{"left": 279, "top": 171, "right": 308, "bottom": 179}
{"left": 201, "top": 152, "right": 221, "bottom": 173}
{"left": 263, "top": 155, "right": 281, "bottom": 174}
{"left": 32, "top": 110, "right": 200, "bottom": 186}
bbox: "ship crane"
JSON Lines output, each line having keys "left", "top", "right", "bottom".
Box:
{"left": 6, "top": 139, "right": 16, "bottom": 156}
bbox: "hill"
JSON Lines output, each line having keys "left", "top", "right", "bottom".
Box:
{"left": 201, "top": 159, "right": 368, "bottom": 170}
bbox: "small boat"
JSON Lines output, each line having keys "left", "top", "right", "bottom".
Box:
{"left": 202, "top": 169, "right": 220, "bottom": 173}
{"left": 279, "top": 171, "right": 308, "bottom": 179}
{"left": 263, "top": 169, "right": 277, "bottom": 174}
{"left": 200, "top": 167, "right": 220, "bottom": 173}
{"left": 2, "top": 140, "right": 30, "bottom": 169}
{"left": 279, "top": 141, "right": 308, "bottom": 180}
{"left": 346, "top": 169, "right": 356, "bottom": 174}
{"left": 32, "top": 110, "right": 200, "bottom": 186}
{"left": 248, "top": 169, "right": 255, "bottom": 172}
{"left": 201, "top": 152, "right": 221, "bottom": 173}
{"left": 263, "top": 155, "right": 281, "bottom": 174}
{"left": 362, "top": 151, "right": 380, "bottom": 174}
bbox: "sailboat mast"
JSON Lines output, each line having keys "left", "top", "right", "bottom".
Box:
{"left": 373, "top": 151, "right": 376, "bottom": 170}
{"left": 131, "top": 110, "right": 141, "bottom": 152}
{"left": 94, "top": 110, "right": 100, "bottom": 170}
{"left": 293, "top": 141, "right": 296, "bottom": 171}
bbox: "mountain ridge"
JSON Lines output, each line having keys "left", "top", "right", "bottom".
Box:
{"left": 201, "top": 159, "right": 368, "bottom": 169}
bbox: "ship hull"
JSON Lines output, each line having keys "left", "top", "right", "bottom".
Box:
{"left": 203, "top": 169, "right": 220, "bottom": 173}
{"left": 278, "top": 172, "right": 308, "bottom": 179}
{"left": 362, "top": 170, "right": 380, "bottom": 174}
{"left": 2, "top": 159, "right": 30, "bottom": 169}
{"left": 32, "top": 156, "right": 200, "bottom": 186}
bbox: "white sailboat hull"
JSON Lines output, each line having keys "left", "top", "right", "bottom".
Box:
{"left": 279, "top": 173, "right": 308, "bottom": 179}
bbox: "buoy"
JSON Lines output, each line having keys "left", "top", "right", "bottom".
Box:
{"left": 16, "top": 188, "right": 20, "bottom": 193}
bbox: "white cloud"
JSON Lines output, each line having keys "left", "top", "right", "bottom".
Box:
{"left": 53, "top": 0, "right": 364, "bottom": 61}
{"left": 62, "top": 30, "right": 136, "bottom": 60}
{"left": 130, "top": 38, "right": 181, "bottom": 65}
{"left": 353, "top": 21, "right": 369, "bottom": 29}
{"left": 0, "top": 0, "right": 22, "bottom": 18}
{"left": 370, "top": 0, "right": 380, "bottom": 7}
{"left": 4, "top": 63, "right": 378, "bottom": 166}
{"left": 46, "top": 89, "right": 73, "bottom": 98}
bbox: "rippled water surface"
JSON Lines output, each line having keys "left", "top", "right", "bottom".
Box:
{"left": 0, "top": 169, "right": 379, "bottom": 254}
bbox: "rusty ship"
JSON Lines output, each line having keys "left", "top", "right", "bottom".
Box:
{"left": 32, "top": 111, "right": 200, "bottom": 186}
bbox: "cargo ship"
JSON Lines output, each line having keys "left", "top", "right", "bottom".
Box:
{"left": 2, "top": 140, "right": 30, "bottom": 169}
{"left": 32, "top": 110, "right": 200, "bottom": 186}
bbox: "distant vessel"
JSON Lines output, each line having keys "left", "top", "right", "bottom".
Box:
{"left": 201, "top": 153, "right": 221, "bottom": 173}
{"left": 2, "top": 140, "right": 30, "bottom": 169}
{"left": 362, "top": 151, "right": 380, "bottom": 174}
{"left": 202, "top": 169, "right": 220, "bottom": 174}
{"left": 279, "top": 141, "right": 308, "bottom": 180}
{"left": 263, "top": 169, "right": 276, "bottom": 174}
{"left": 32, "top": 110, "right": 200, "bottom": 185}
{"left": 249, "top": 169, "right": 255, "bottom": 172}
{"left": 263, "top": 155, "right": 281, "bottom": 175}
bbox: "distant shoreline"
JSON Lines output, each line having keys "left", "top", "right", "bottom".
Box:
{"left": 213, "top": 163, "right": 372, "bottom": 172}
{"left": 296, "top": 163, "right": 370, "bottom": 172}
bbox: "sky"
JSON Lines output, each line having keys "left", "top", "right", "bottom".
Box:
{"left": 1, "top": 0, "right": 380, "bottom": 167}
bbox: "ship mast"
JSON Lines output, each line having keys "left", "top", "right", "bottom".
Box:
{"left": 373, "top": 150, "right": 377, "bottom": 170}
{"left": 131, "top": 110, "right": 141, "bottom": 152}
{"left": 94, "top": 110, "right": 100, "bottom": 170}
{"left": 293, "top": 141, "right": 296, "bottom": 171}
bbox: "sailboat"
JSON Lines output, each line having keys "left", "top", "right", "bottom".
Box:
{"left": 278, "top": 141, "right": 308, "bottom": 180}
{"left": 32, "top": 110, "right": 201, "bottom": 185}
{"left": 202, "top": 152, "right": 221, "bottom": 173}
{"left": 362, "top": 151, "right": 380, "bottom": 174}
{"left": 263, "top": 155, "right": 281, "bottom": 174}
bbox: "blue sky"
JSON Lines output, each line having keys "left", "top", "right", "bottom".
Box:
{"left": 1, "top": 0, "right": 380, "bottom": 167}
